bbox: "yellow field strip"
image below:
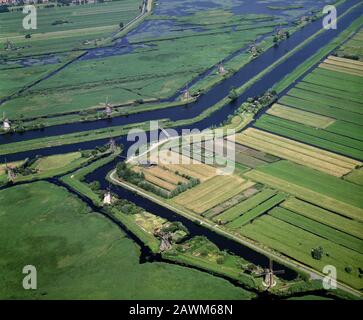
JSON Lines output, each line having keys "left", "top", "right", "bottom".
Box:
{"left": 319, "top": 63, "right": 363, "bottom": 76}
{"left": 328, "top": 55, "right": 363, "bottom": 67}
{"left": 324, "top": 57, "right": 363, "bottom": 71}
{"left": 231, "top": 128, "right": 360, "bottom": 177}
{"left": 267, "top": 104, "right": 336, "bottom": 129}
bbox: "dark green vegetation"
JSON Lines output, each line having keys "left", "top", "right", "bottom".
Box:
{"left": 0, "top": 181, "right": 255, "bottom": 299}
{"left": 336, "top": 29, "right": 363, "bottom": 60}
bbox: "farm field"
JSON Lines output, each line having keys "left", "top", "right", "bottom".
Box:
{"left": 281, "top": 198, "right": 363, "bottom": 240}
{"left": 214, "top": 188, "right": 277, "bottom": 225}
{"left": 0, "top": 1, "right": 141, "bottom": 57}
{"left": 255, "top": 55, "right": 363, "bottom": 161}
{"left": 266, "top": 104, "right": 336, "bottom": 129}
{"left": 226, "top": 193, "right": 287, "bottom": 229}
{"left": 269, "top": 206, "right": 363, "bottom": 253}
{"left": 336, "top": 29, "right": 363, "bottom": 60}
{"left": 244, "top": 160, "right": 363, "bottom": 222}
{"left": 239, "top": 214, "right": 363, "bottom": 290}
{"left": 0, "top": 181, "right": 254, "bottom": 299}
{"left": 233, "top": 128, "right": 360, "bottom": 177}
{"left": 173, "top": 175, "right": 255, "bottom": 215}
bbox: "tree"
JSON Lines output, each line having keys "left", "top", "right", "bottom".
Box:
{"left": 228, "top": 87, "right": 238, "bottom": 101}
{"left": 345, "top": 266, "right": 353, "bottom": 274}
{"left": 89, "top": 181, "right": 101, "bottom": 191}
{"left": 311, "top": 246, "right": 324, "bottom": 260}
{"left": 119, "top": 22, "right": 124, "bottom": 29}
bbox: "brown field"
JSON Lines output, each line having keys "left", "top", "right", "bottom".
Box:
{"left": 173, "top": 175, "right": 255, "bottom": 214}
{"left": 267, "top": 104, "right": 335, "bottom": 129}
{"left": 133, "top": 165, "right": 189, "bottom": 192}
{"left": 234, "top": 128, "right": 360, "bottom": 177}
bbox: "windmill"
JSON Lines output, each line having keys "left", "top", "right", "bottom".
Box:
{"left": 108, "top": 137, "right": 117, "bottom": 152}
{"left": 2, "top": 112, "right": 11, "bottom": 131}
{"left": 4, "top": 159, "right": 16, "bottom": 182}
{"left": 257, "top": 259, "right": 285, "bottom": 289}
{"left": 103, "top": 184, "right": 113, "bottom": 205}
{"left": 181, "top": 85, "right": 192, "bottom": 101}
{"left": 218, "top": 63, "right": 227, "bottom": 75}
{"left": 100, "top": 97, "right": 113, "bottom": 116}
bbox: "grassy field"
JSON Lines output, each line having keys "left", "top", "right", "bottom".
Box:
{"left": 0, "top": 1, "right": 141, "bottom": 56}
{"left": 269, "top": 206, "right": 363, "bottom": 253}
{"left": 244, "top": 160, "right": 363, "bottom": 222}
{"left": 254, "top": 114, "right": 363, "bottom": 161}
{"left": 0, "top": 181, "right": 254, "bottom": 299}
{"left": 235, "top": 128, "right": 360, "bottom": 177}
{"left": 345, "top": 167, "right": 363, "bottom": 186}
{"left": 239, "top": 215, "right": 363, "bottom": 290}
{"left": 226, "top": 193, "right": 286, "bottom": 228}
{"left": 281, "top": 198, "right": 363, "bottom": 240}
{"left": 336, "top": 29, "right": 363, "bottom": 60}
{"left": 214, "top": 188, "right": 277, "bottom": 224}
{"left": 173, "top": 175, "right": 254, "bottom": 214}
{"left": 164, "top": 236, "right": 261, "bottom": 290}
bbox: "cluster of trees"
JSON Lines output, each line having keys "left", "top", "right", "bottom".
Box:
{"left": 116, "top": 162, "right": 145, "bottom": 185}
{"left": 169, "top": 178, "right": 200, "bottom": 198}
{"left": 112, "top": 198, "right": 143, "bottom": 215}
{"left": 10, "top": 157, "right": 39, "bottom": 176}
{"left": 161, "top": 221, "right": 188, "bottom": 234}
{"left": 273, "top": 30, "right": 290, "bottom": 46}
{"left": 311, "top": 246, "right": 324, "bottom": 260}
{"left": 237, "top": 90, "right": 277, "bottom": 115}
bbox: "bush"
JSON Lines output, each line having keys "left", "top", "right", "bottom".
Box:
{"left": 345, "top": 266, "right": 353, "bottom": 274}
{"left": 311, "top": 246, "right": 324, "bottom": 260}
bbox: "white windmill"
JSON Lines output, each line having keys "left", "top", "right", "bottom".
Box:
{"left": 181, "top": 85, "right": 192, "bottom": 101}
{"left": 2, "top": 113, "right": 11, "bottom": 131}
{"left": 100, "top": 97, "right": 113, "bottom": 116}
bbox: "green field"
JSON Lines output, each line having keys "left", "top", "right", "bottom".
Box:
{"left": 281, "top": 198, "right": 363, "bottom": 240}
{"left": 239, "top": 215, "right": 363, "bottom": 290}
{"left": 269, "top": 207, "right": 363, "bottom": 253}
{"left": 254, "top": 114, "right": 363, "bottom": 160}
{"left": 214, "top": 188, "right": 277, "bottom": 224}
{"left": 245, "top": 160, "right": 363, "bottom": 221}
{"left": 0, "top": 181, "right": 254, "bottom": 299}
{"left": 226, "top": 193, "right": 286, "bottom": 228}
{"left": 0, "top": 1, "right": 286, "bottom": 121}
